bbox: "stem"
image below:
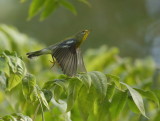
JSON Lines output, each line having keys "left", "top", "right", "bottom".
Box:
{"left": 33, "top": 104, "right": 40, "bottom": 121}
{"left": 38, "top": 98, "right": 45, "bottom": 121}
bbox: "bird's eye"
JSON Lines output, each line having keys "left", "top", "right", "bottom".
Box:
{"left": 81, "top": 31, "right": 85, "bottom": 34}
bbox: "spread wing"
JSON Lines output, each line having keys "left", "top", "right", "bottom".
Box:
{"left": 52, "top": 41, "right": 77, "bottom": 76}
{"left": 77, "top": 48, "right": 87, "bottom": 73}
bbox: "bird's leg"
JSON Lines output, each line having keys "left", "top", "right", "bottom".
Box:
{"left": 50, "top": 58, "right": 56, "bottom": 68}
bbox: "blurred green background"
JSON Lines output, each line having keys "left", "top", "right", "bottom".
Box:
{"left": 1, "top": 0, "right": 160, "bottom": 121}
{"left": 1, "top": 0, "right": 160, "bottom": 58}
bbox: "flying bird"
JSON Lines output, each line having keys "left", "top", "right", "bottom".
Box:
{"left": 26, "top": 30, "right": 90, "bottom": 76}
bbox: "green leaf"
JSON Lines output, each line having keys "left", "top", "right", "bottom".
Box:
{"left": 30, "top": 86, "right": 38, "bottom": 102}
{"left": 28, "top": 0, "right": 45, "bottom": 19}
{"left": 106, "top": 74, "right": 122, "bottom": 90}
{"left": 11, "top": 113, "right": 32, "bottom": 121}
{"left": 43, "top": 80, "right": 55, "bottom": 89}
{"left": 43, "top": 79, "right": 67, "bottom": 91}
{"left": 54, "top": 79, "right": 67, "bottom": 91}
{"left": 43, "top": 79, "right": 65, "bottom": 106}
{"left": 39, "top": 90, "right": 50, "bottom": 110}
{"left": 78, "top": 73, "right": 92, "bottom": 89}
{"left": 95, "top": 97, "right": 110, "bottom": 121}
{"left": 1, "top": 113, "right": 32, "bottom": 121}
{"left": 7, "top": 73, "right": 22, "bottom": 91}
{"left": 78, "top": 85, "right": 98, "bottom": 121}
{"left": 3, "top": 51, "right": 17, "bottom": 73}
{"left": 153, "top": 89, "right": 160, "bottom": 101}
{"left": 78, "top": 0, "right": 91, "bottom": 7}
{"left": 2, "top": 52, "right": 27, "bottom": 89}
{"left": 121, "top": 82, "right": 148, "bottom": 118}
{"left": 53, "top": 85, "right": 63, "bottom": 103}
{"left": 128, "top": 96, "right": 140, "bottom": 113}
{"left": 42, "top": 89, "right": 53, "bottom": 103}
{"left": 58, "top": 74, "right": 68, "bottom": 79}
{"left": 40, "top": 0, "right": 59, "bottom": 20}
{"left": 134, "top": 88, "right": 159, "bottom": 107}
{"left": 106, "top": 83, "right": 115, "bottom": 102}
{"left": 78, "top": 86, "right": 90, "bottom": 121}
{"left": 0, "top": 57, "right": 8, "bottom": 73}
{"left": 22, "top": 74, "right": 36, "bottom": 100}
{"left": 0, "top": 72, "right": 7, "bottom": 89}
{"left": 60, "top": 0, "right": 77, "bottom": 15}
{"left": 110, "top": 90, "right": 128, "bottom": 119}
{"left": 106, "top": 73, "right": 120, "bottom": 82}
{"left": 2, "top": 115, "right": 17, "bottom": 121}
{"left": 66, "top": 77, "right": 82, "bottom": 112}
{"left": 3, "top": 51, "right": 27, "bottom": 74}
{"left": 89, "top": 71, "right": 108, "bottom": 99}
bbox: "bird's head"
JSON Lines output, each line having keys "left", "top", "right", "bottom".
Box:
{"left": 75, "top": 30, "right": 90, "bottom": 47}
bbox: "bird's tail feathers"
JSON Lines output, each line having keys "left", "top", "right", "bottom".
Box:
{"left": 26, "top": 50, "right": 43, "bottom": 59}
{"left": 27, "top": 47, "right": 52, "bottom": 58}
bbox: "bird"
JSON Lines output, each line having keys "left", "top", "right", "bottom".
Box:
{"left": 26, "top": 30, "right": 90, "bottom": 76}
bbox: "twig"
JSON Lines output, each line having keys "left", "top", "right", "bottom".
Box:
{"left": 33, "top": 104, "right": 40, "bottom": 121}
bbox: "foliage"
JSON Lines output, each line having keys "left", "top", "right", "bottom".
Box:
{"left": 0, "top": 25, "right": 160, "bottom": 121}
{"left": 0, "top": 113, "right": 32, "bottom": 121}
{"left": 20, "top": 0, "right": 90, "bottom": 20}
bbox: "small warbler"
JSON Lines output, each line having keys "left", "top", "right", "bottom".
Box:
{"left": 26, "top": 30, "right": 90, "bottom": 76}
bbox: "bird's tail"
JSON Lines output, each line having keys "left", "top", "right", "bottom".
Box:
{"left": 26, "top": 48, "right": 51, "bottom": 59}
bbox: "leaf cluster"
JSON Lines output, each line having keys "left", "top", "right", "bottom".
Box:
{"left": 0, "top": 25, "right": 160, "bottom": 121}
{"left": 42, "top": 71, "right": 159, "bottom": 121}
{"left": 21, "top": 0, "right": 90, "bottom": 20}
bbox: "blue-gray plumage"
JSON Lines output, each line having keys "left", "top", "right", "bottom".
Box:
{"left": 26, "top": 30, "right": 90, "bottom": 76}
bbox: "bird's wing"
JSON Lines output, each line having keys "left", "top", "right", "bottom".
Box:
{"left": 52, "top": 45, "right": 77, "bottom": 76}
{"left": 76, "top": 48, "right": 87, "bottom": 73}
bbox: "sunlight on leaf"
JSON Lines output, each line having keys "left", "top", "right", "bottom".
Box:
{"left": 121, "top": 82, "right": 148, "bottom": 119}
{"left": 128, "top": 96, "right": 140, "bottom": 113}
{"left": 7, "top": 74, "right": 22, "bottom": 91}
